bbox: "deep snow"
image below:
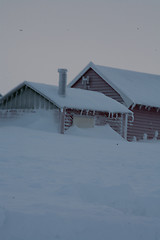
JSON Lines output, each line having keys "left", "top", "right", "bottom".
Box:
{"left": 0, "top": 112, "right": 160, "bottom": 239}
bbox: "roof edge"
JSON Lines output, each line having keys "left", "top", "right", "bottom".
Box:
{"left": 0, "top": 81, "right": 61, "bottom": 109}
{"left": 0, "top": 81, "right": 27, "bottom": 101}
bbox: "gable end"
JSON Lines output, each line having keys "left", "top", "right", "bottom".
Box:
{"left": 0, "top": 85, "right": 57, "bottom": 110}
{"left": 71, "top": 68, "right": 125, "bottom": 104}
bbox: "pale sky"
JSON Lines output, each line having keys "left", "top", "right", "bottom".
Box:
{"left": 0, "top": 0, "right": 160, "bottom": 94}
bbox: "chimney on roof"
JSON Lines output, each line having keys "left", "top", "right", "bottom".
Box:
{"left": 58, "top": 68, "right": 67, "bottom": 97}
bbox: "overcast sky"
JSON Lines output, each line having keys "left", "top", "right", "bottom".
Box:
{"left": 0, "top": 0, "right": 160, "bottom": 94}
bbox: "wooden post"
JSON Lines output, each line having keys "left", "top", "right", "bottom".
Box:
{"left": 120, "top": 114, "right": 123, "bottom": 137}
{"left": 59, "top": 107, "right": 66, "bottom": 134}
{"left": 124, "top": 113, "right": 128, "bottom": 140}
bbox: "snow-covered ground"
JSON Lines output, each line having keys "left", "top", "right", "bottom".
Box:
{"left": 0, "top": 112, "right": 160, "bottom": 240}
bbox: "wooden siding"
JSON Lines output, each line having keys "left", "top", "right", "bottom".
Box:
{"left": 72, "top": 68, "right": 124, "bottom": 104}
{"left": 0, "top": 86, "right": 57, "bottom": 110}
{"left": 127, "top": 106, "right": 160, "bottom": 141}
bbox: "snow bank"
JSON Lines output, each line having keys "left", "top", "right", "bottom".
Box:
{"left": 66, "top": 124, "right": 124, "bottom": 140}
{"left": 0, "top": 126, "right": 160, "bottom": 239}
{"left": 0, "top": 109, "right": 124, "bottom": 141}
{"left": 0, "top": 109, "right": 59, "bottom": 133}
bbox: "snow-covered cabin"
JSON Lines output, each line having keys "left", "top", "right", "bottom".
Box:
{"left": 0, "top": 69, "right": 131, "bottom": 138}
{"left": 68, "top": 62, "right": 160, "bottom": 141}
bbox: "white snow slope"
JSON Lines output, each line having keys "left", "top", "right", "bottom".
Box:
{"left": 0, "top": 113, "right": 160, "bottom": 239}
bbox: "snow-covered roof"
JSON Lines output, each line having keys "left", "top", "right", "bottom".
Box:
{"left": 1, "top": 81, "right": 131, "bottom": 114}
{"left": 68, "top": 62, "right": 160, "bottom": 108}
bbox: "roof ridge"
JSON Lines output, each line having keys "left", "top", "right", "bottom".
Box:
{"left": 94, "top": 63, "right": 160, "bottom": 77}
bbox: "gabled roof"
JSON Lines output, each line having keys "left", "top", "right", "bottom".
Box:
{"left": 0, "top": 81, "right": 131, "bottom": 114}
{"left": 68, "top": 62, "right": 160, "bottom": 108}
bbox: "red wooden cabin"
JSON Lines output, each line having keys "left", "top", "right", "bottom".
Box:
{"left": 69, "top": 62, "right": 160, "bottom": 141}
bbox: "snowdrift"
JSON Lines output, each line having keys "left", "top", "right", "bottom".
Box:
{"left": 0, "top": 117, "right": 160, "bottom": 239}
{"left": 66, "top": 124, "right": 124, "bottom": 140}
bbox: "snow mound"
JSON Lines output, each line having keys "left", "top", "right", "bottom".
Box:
{"left": 0, "top": 122, "right": 160, "bottom": 239}
{"left": 0, "top": 110, "right": 124, "bottom": 140}
{"left": 66, "top": 124, "right": 124, "bottom": 140}
{"left": 0, "top": 110, "right": 59, "bottom": 133}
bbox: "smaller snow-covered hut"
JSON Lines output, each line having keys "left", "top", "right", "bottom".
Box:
{"left": 0, "top": 69, "right": 131, "bottom": 139}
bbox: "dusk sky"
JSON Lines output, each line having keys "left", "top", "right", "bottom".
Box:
{"left": 1, "top": 0, "right": 160, "bottom": 94}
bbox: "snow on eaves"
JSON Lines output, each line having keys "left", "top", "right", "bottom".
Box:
{"left": 0, "top": 80, "right": 131, "bottom": 113}
{"left": 26, "top": 81, "right": 131, "bottom": 114}
{"left": 68, "top": 62, "right": 160, "bottom": 109}
{"left": 94, "top": 64, "right": 160, "bottom": 109}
